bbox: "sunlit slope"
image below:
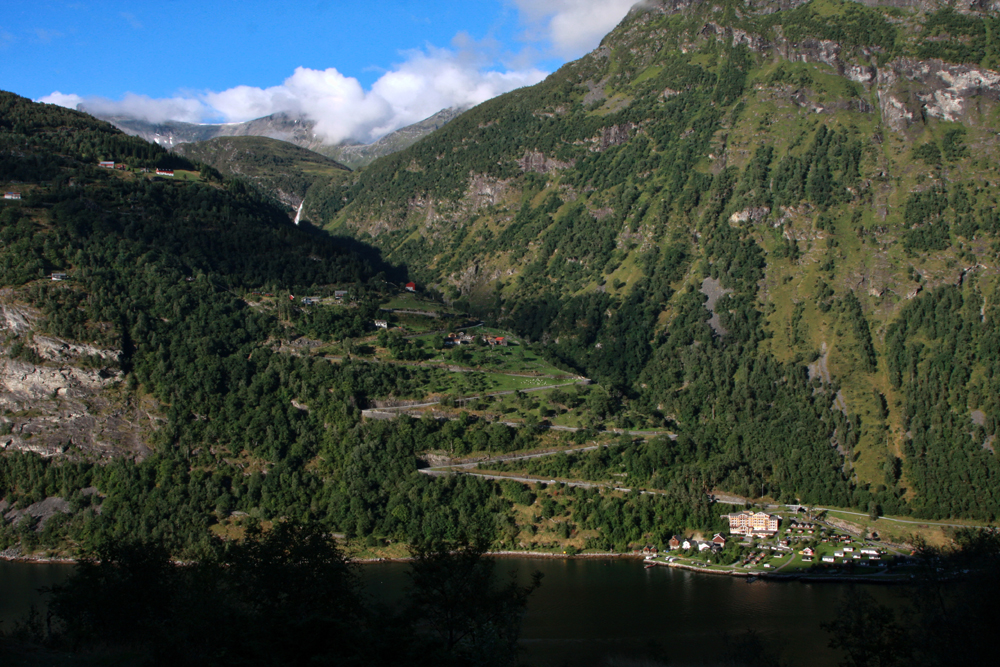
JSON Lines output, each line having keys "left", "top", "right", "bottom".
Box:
{"left": 309, "top": 0, "right": 1000, "bottom": 519}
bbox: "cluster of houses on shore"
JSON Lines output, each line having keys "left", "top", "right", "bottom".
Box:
{"left": 663, "top": 533, "right": 728, "bottom": 554}
{"left": 799, "top": 545, "right": 885, "bottom": 565}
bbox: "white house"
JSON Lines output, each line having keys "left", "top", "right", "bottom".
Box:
{"left": 4, "top": 192, "right": 20, "bottom": 200}
{"left": 374, "top": 320, "right": 388, "bottom": 329}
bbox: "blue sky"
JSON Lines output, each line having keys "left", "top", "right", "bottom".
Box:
{"left": 0, "top": 0, "right": 637, "bottom": 142}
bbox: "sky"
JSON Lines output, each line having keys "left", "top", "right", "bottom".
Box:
{"left": 0, "top": 0, "right": 639, "bottom": 144}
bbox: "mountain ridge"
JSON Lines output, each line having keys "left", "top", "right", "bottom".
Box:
{"left": 92, "top": 106, "right": 468, "bottom": 169}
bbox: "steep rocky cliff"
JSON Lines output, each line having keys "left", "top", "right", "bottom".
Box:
{"left": 0, "top": 300, "right": 154, "bottom": 459}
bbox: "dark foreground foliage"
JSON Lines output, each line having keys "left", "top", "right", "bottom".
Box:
{"left": 823, "top": 529, "right": 1000, "bottom": 667}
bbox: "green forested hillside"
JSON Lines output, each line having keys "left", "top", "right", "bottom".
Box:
{"left": 0, "top": 92, "right": 713, "bottom": 561}
{"left": 172, "top": 136, "right": 351, "bottom": 211}
{"left": 310, "top": 0, "right": 1000, "bottom": 520}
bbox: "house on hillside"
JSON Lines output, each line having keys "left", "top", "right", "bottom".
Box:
{"left": 99, "top": 161, "right": 115, "bottom": 168}
{"left": 334, "top": 290, "right": 349, "bottom": 300}
{"left": 51, "top": 273, "right": 67, "bottom": 281}
{"left": 405, "top": 282, "right": 416, "bottom": 292}
{"left": 4, "top": 192, "right": 20, "bottom": 200}
{"left": 374, "top": 320, "right": 388, "bottom": 329}
{"left": 681, "top": 539, "right": 692, "bottom": 550}
{"left": 712, "top": 533, "right": 727, "bottom": 548}
{"left": 668, "top": 536, "right": 681, "bottom": 550}
{"left": 300, "top": 298, "right": 316, "bottom": 305}
{"left": 155, "top": 168, "right": 174, "bottom": 176}
{"left": 485, "top": 335, "right": 507, "bottom": 347}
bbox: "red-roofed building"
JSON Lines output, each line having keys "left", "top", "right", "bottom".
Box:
{"left": 405, "top": 282, "right": 416, "bottom": 292}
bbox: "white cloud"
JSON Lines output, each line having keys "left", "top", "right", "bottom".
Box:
{"left": 510, "top": 0, "right": 637, "bottom": 57}
{"left": 51, "top": 46, "right": 547, "bottom": 144}
{"left": 39, "top": 91, "right": 84, "bottom": 109}
{"left": 39, "top": 91, "right": 207, "bottom": 123}
{"left": 33, "top": 5, "right": 612, "bottom": 144}
{"left": 205, "top": 50, "right": 546, "bottom": 144}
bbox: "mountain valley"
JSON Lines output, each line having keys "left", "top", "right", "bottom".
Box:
{"left": 2, "top": 0, "right": 1000, "bottom": 569}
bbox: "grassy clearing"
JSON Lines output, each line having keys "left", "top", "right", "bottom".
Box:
{"left": 819, "top": 507, "right": 992, "bottom": 549}
{"left": 381, "top": 293, "right": 450, "bottom": 311}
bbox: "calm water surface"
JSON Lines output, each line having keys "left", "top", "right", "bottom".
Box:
{"left": 0, "top": 560, "right": 75, "bottom": 633}
{"left": 363, "top": 557, "right": 895, "bottom": 666}
{"left": 4, "top": 557, "right": 896, "bottom": 666}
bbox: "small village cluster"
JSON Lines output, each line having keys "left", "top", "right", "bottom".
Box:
{"left": 443, "top": 332, "right": 507, "bottom": 347}
{"left": 798, "top": 545, "right": 884, "bottom": 565}
{"left": 643, "top": 506, "right": 897, "bottom": 575}
{"left": 660, "top": 533, "right": 729, "bottom": 554}
{"left": 98, "top": 161, "right": 172, "bottom": 176}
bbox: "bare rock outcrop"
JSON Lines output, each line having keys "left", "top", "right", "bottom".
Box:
{"left": 519, "top": 151, "right": 575, "bottom": 174}
{"left": 0, "top": 298, "right": 154, "bottom": 459}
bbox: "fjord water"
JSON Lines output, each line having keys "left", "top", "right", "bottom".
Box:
{"left": 363, "top": 557, "right": 890, "bottom": 666}
{"left": 4, "top": 558, "right": 890, "bottom": 665}
{"left": 0, "top": 560, "right": 74, "bottom": 631}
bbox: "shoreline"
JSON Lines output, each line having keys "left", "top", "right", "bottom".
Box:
{"left": 656, "top": 560, "right": 911, "bottom": 585}
{"left": 351, "top": 550, "right": 641, "bottom": 563}
{"left": 2, "top": 551, "right": 911, "bottom": 584}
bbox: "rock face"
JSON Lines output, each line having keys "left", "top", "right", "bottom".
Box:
{"left": 519, "top": 151, "right": 575, "bottom": 173}
{"left": 3, "top": 497, "right": 72, "bottom": 530}
{"left": 0, "top": 301, "right": 154, "bottom": 459}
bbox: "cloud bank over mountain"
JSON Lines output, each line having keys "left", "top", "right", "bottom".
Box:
{"left": 41, "top": 45, "right": 546, "bottom": 144}
{"left": 511, "top": 0, "right": 640, "bottom": 57}
{"left": 39, "top": 1, "right": 634, "bottom": 143}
